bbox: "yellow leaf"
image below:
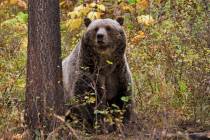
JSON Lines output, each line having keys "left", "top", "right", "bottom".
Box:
{"left": 122, "top": 5, "right": 133, "bottom": 12}
{"left": 10, "top": 0, "right": 17, "bottom": 4}
{"left": 66, "top": 18, "right": 83, "bottom": 31}
{"left": 98, "top": 4, "right": 106, "bottom": 11}
{"left": 88, "top": 96, "right": 96, "bottom": 103}
{"left": 69, "top": 5, "right": 91, "bottom": 18}
{"left": 131, "top": 31, "right": 145, "bottom": 44}
{"left": 87, "top": 11, "right": 102, "bottom": 20}
{"left": 74, "top": 4, "right": 84, "bottom": 11}
{"left": 68, "top": 11, "right": 80, "bottom": 18}
{"left": 106, "top": 115, "right": 114, "bottom": 125}
{"left": 138, "top": 31, "right": 145, "bottom": 38}
{"left": 106, "top": 60, "right": 113, "bottom": 65}
{"left": 136, "top": 0, "right": 149, "bottom": 10}
{"left": 89, "top": 3, "right": 105, "bottom": 11}
{"left": 90, "top": 2, "right": 97, "bottom": 8}
{"left": 80, "top": 7, "right": 91, "bottom": 16}
{"left": 137, "top": 15, "right": 155, "bottom": 26}
{"left": 60, "top": 1, "right": 65, "bottom": 7}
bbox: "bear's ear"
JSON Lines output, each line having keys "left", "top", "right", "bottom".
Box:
{"left": 84, "top": 17, "right": 92, "bottom": 27}
{"left": 116, "top": 17, "right": 124, "bottom": 26}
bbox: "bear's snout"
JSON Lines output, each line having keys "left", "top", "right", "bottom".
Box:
{"left": 96, "top": 28, "right": 108, "bottom": 45}
{"left": 97, "top": 34, "right": 104, "bottom": 41}
{"left": 97, "top": 34, "right": 104, "bottom": 45}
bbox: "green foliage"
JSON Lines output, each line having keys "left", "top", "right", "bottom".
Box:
{"left": 178, "top": 80, "right": 187, "bottom": 93}
{"left": 121, "top": 96, "right": 131, "bottom": 102}
{"left": 66, "top": 90, "right": 130, "bottom": 132}
{"left": 128, "top": 0, "right": 137, "bottom": 4}
{"left": 1, "top": 12, "right": 28, "bottom": 26}
{"left": 0, "top": 2, "right": 26, "bottom": 136}
{"left": 106, "top": 60, "right": 113, "bottom": 65}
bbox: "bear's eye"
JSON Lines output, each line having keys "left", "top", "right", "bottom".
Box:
{"left": 106, "top": 26, "right": 111, "bottom": 31}
{"left": 94, "top": 27, "right": 99, "bottom": 32}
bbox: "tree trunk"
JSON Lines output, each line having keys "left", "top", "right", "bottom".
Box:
{"left": 25, "top": 0, "right": 64, "bottom": 138}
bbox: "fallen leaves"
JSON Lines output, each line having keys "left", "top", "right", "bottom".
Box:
{"left": 131, "top": 31, "right": 146, "bottom": 44}
{"left": 137, "top": 15, "right": 155, "bottom": 26}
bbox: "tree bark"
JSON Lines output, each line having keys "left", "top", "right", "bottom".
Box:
{"left": 25, "top": 0, "right": 64, "bottom": 138}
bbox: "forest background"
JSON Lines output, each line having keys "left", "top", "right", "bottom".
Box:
{"left": 0, "top": 0, "right": 209, "bottom": 139}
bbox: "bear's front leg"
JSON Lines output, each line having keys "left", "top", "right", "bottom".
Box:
{"left": 71, "top": 75, "right": 96, "bottom": 129}
{"left": 117, "top": 67, "right": 133, "bottom": 124}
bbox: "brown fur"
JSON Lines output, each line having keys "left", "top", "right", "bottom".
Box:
{"left": 62, "top": 18, "right": 133, "bottom": 129}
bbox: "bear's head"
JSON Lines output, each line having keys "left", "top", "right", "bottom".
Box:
{"left": 82, "top": 17, "right": 126, "bottom": 55}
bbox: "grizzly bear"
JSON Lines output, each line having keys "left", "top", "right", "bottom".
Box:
{"left": 62, "top": 17, "right": 133, "bottom": 130}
